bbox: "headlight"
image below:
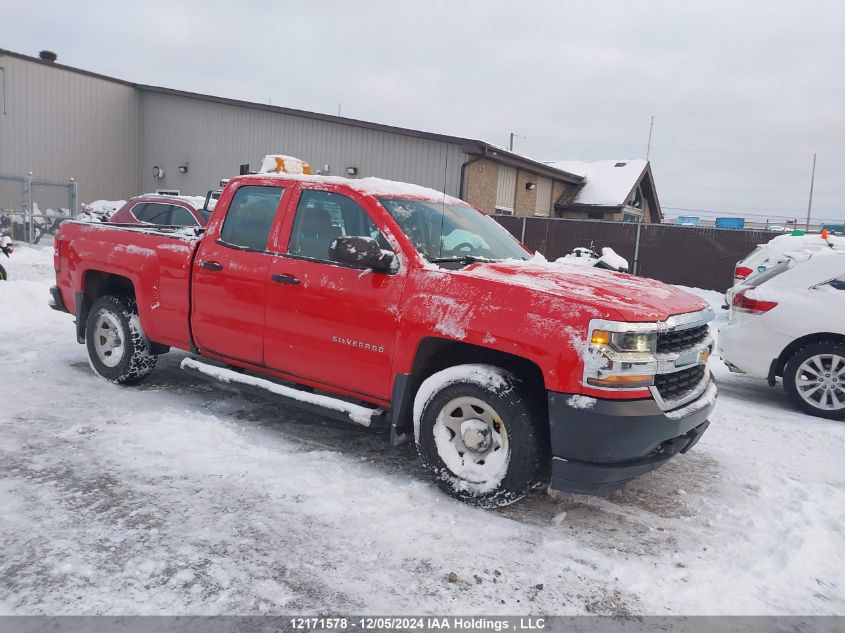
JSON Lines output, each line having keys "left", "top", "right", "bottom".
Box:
{"left": 591, "top": 330, "right": 656, "bottom": 353}
{"left": 584, "top": 322, "right": 659, "bottom": 390}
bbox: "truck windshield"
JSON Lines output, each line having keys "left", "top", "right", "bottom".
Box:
{"left": 378, "top": 197, "right": 529, "bottom": 264}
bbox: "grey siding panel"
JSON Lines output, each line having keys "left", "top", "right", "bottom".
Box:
{"left": 138, "top": 90, "right": 465, "bottom": 198}
{"left": 0, "top": 53, "right": 140, "bottom": 205}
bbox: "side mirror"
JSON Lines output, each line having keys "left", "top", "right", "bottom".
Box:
{"left": 329, "top": 236, "right": 394, "bottom": 273}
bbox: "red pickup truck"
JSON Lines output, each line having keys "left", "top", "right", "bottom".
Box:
{"left": 51, "top": 173, "right": 716, "bottom": 506}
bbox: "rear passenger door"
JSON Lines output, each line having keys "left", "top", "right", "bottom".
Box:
{"left": 191, "top": 184, "right": 288, "bottom": 365}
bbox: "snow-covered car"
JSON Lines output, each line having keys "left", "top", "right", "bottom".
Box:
{"left": 556, "top": 246, "right": 629, "bottom": 272}
{"left": 725, "top": 232, "right": 844, "bottom": 305}
{"left": 718, "top": 248, "right": 845, "bottom": 419}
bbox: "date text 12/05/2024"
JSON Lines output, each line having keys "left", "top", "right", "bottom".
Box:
{"left": 289, "top": 617, "right": 547, "bottom": 630}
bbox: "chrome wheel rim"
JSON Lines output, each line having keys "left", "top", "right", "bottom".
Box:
{"left": 93, "top": 312, "right": 125, "bottom": 368}
{"left": 433, "top": 396, "right": 509, "bottom": 485}
{"left": 796, "top": 354, "right": 845, "bottom": 411}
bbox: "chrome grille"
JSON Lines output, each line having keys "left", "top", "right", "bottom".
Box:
{"left": 657, "top": 324, "right": 710, "bottom": 354}
{"left": 655, "top": 364, "right": 706, "bottom": 401}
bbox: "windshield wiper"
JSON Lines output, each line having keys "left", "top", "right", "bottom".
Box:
{"left": 429, "top": 255, "right": 496, "bottom": 265}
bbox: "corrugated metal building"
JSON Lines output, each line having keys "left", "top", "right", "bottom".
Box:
{"left": 1, "top": 48, "right": 623, "bottom": 219}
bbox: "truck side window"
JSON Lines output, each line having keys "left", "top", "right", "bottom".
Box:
{"left": 219, "top": 186, "right": 284, "bottom": 251}
{"left": 288, "top": 190, "right": 391, "bottom": 262}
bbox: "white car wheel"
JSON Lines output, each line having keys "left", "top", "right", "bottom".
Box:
{"left": 784, "top": 342, "right": 845, "bottom": 421}
{"left": 794, "top": 354, "right": 845, "bottom": 412}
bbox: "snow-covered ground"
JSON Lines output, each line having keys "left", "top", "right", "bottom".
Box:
{"left": 0, "top": 244, "right": 842, "bottom": 615}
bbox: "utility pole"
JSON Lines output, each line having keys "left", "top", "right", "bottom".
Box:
{"left": 508, "top": 132, "right": 515, "bottom": 151}
{"left": 805, "top": 153, "right": 816, "bottom": 232}
{"left": 646, "top": 115, "right": 655, "bottom": 161}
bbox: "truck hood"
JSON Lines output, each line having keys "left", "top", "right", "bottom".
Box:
{"left": 456, "top": 260, "right": 709, "bottom": 322}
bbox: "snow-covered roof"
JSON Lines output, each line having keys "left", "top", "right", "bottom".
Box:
{"left": 140, "top": 193, "right": 207, "bottom": 209}
{"left": 545, "top": 159, "right": 648, "bottom": 206}
{"left": 240, "top": 172, "right": 464, "bottom": 204}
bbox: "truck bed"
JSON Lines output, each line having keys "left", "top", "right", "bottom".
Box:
{"left": 54, "top": 221, "right": 200, "bottom": 351}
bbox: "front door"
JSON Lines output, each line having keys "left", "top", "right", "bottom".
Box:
{"left": 191, "top": 184, "right": 287, "bottom": 365}
{"left": 264, "top": 187, "right": 406, "bottom": 401}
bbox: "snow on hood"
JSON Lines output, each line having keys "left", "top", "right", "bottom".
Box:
{"left": 455, "top": 258, "right": 708, "bottom": 322}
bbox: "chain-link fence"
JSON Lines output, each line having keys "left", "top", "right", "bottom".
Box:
{"left": 0, "top": 173, "right": 78, "bottom": 244}
{"left": 494, "top": 215, "right": 775, "bottom": 292}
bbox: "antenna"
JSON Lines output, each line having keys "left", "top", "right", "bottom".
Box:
{"left": 805, "top": 153, "right": 816, "bottom": 231}
{"left": 646, "top": 115, "right": 655, "bottom": 160}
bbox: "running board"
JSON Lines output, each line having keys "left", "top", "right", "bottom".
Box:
{"left": 180, "top": 358, "right": 387, "bottom": 428}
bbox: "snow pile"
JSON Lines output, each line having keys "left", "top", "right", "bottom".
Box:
{"left": 597, "top": 247, "right": 629, "bottom": 271}
{"left": 545, "top": 159, "right": 647, "bottom": 206}
{"left": 79, "top": 200, "right": 125, "bottom": 222}
{"left": 566, "top": 395, "right": 597, "bottom": 410}
{"left": 555, "top": 247, "right": 629, "bottom": 271}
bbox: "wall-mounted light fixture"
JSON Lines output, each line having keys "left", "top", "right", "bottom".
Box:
{"left": 525, "top": 182, "right": 536, "bottom": 191}
{"left": 178, "top": 163, "right": 189, "bottom": 174}
{"left": 153, "top": 166, "right": 165, "bottom": 179}
{"left": 346, "top": 166, "right": 358, "bottom": 176}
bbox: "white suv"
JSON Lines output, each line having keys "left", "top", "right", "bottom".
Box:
{"left": 719, "top": 248, "right": 845, "bottom": 420}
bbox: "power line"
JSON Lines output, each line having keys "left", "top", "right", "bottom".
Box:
{"left": 661, "top": 183, "right": 845, "bottom": 196}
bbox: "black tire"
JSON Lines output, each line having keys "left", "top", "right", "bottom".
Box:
{"left": 0, "top": 264, "right": 6, "bottom": 281}
{"left": 414, "top": 364, "right": 547, "bottom": 507}
{"left": 783, "top": 340, "right": 845, "bottom": 421}
{"left": 85, "top": 295, "right": 157, "bottom": 384}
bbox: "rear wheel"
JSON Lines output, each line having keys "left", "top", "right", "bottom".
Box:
{"left": 85, "top": 295, "right": 157, "bottom": 384}
{"left": 783, "top": 341, "right": 845, "bottom": 420}
{"left": 414, "top": 364, "right": 546, "bottom": 507}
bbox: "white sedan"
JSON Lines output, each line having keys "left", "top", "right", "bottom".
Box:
{"left": 726, "top": 233, "right": 844, "bottom": 305}
{"left": 719, "top": 248, "right": 845, "bottom": 420}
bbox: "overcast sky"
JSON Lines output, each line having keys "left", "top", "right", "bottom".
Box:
{"left": 2, "top": 0, "right": 843, "bottom": 223}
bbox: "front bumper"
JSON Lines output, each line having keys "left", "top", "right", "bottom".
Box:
{"left": 548, "top": 378, "right": 716, "bottom": 494}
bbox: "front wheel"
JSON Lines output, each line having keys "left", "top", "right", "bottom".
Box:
{"left": 85, "top": 295, "right": 157, "bottom": 384}
{"left": 414, "top": 364, "right": 546, "bottom": 507}
{"left": 783, "top": 341, "right": 845, "bottom": 420}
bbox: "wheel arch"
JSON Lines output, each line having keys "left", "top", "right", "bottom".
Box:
{"left": 773, "top": 332, "right": 845, "bottom": 380}
{"left": 77, "top": 270, "right": 136, "bottom": 343}
{"left": 391, "top": 337, "right": 548, "bottom": 442}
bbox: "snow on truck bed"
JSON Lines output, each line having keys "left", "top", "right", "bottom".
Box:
{"left": 0, "top": 244, "right": 843, "bottom": 616}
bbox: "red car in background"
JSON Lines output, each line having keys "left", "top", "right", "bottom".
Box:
{"left": 109, "top": 194, "right": 210, "bottom": 227}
